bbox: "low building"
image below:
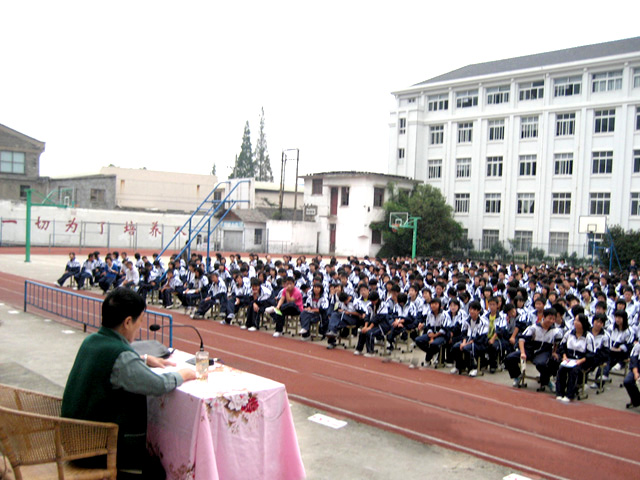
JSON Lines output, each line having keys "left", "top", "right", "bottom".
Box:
{"left": 0, "top": 123, "right": 47, "bottom": 202}
{"left": 303, "top": 171, "right": 417, "bottom": 256}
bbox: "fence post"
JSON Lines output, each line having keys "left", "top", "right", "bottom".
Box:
{"left": 23, "top": 281, "right": 27, "bottom": 312}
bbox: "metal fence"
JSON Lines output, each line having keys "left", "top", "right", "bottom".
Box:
{"left": 23, "top": 281, "right": 174, "bottom": 346}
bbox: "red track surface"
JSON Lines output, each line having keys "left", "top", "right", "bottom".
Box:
{"left": 3, "top": 267, "right": 640, "bottom": 480}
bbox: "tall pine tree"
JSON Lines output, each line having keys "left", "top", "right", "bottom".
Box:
{"left": 230, "top": 121, "right": 254, "bottom": 179}
{"left": 253, "top": 107, "right": 274, "bottom": 182}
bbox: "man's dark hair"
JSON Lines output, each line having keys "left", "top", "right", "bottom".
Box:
{"left": 102, "top": 288, "right": 146, "bottom": 329}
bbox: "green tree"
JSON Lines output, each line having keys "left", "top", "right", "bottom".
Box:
{"left": 254, "top": 107, "right": 274, "bottom": 182}
{"left": 372, "top": 183, "right": 463, "bottom": 257}
{"left": 210, "top": 163, "right": 217, "bottom": 176}
{"left": 600, "top": 225, "right": 640, "bottom": 271}
{"left": 230, "top": 121, "right": 254, "bottom": 179}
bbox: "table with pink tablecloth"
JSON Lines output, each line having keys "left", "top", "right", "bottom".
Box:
{"left": 147, "top": 351, "right": 306, "bottom": 480}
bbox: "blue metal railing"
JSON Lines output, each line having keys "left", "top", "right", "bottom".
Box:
{"left": 23, "top": 281, "right": 174, "bottom": 347}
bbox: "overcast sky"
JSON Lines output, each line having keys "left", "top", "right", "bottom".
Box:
{"left": 1, "top": 1, "right": 638, "bottom": 184}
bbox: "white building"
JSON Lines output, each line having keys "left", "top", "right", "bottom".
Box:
{"left": 303, "top": 171, "right": 417, "bottom": 256}
{"left": 389, "top": 36, "right": 640, "bottom": 257}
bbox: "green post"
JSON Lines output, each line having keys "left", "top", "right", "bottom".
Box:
{"left": 411, "top": 218, "right": 418, "bottom": 260}
{"left": 25, "top": 189, "right": 32, "bottom": 263}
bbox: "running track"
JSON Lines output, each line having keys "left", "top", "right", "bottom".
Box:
{"left": 2, "top": 270, "right": 639, "bottom": 479}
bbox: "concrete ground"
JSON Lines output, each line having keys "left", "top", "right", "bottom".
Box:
{"left": 0, "top": 253, "right": 530, "bottom": 480}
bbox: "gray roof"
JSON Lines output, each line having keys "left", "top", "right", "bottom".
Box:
{"left": 415, "top": 36, "right": 640, "bottom": 86}
{"left": 232, "top": 209, "right": 269, "bottom": 224}
{"left": 305, "top": 171, "right": 417, "bottom": 182}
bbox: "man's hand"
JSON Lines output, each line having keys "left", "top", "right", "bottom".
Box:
{"left": 178, "top": 368, "right": 197, "bottom": 382}
{"left": 520, "top": 351, "right": 527, "bottom": 361}
{"left": 253, "top": 303, "right": 259, "bottom": 312}
{"left": 509, "top": 336, "right": 516, "bottom": 345}
{"left": 146, "top": 355, "right": 177, "bottom": 369}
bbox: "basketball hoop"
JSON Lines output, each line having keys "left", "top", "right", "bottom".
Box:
{"left": 391, "top": 227, "right": 398, "bottom": 234}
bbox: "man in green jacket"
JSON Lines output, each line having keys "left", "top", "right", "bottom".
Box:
{"left": 62, "top": 287, "right": 196, "bottom": 479}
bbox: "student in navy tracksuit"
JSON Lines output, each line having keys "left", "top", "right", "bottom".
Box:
{"left": 555, "top": 314, "right": 595, "bottom": 402}
{"left": 354, "top": 291, "right": 390, "bottom": 356}
{"left": 326, "top": 291, "right": 364, "bottom": 349}
{"left": 57, "top": 252, "right": 81, "bottom": 287}
{"left": 386, "top": 293, "right": 418, "bottom": 351}
{"left": 504, "top": 308, "right": 562, "bottom": 389}
{"left": 450, "top": 301, "right": 489, "bottom": 376}
{"left": 224, "top": 273, "right": 251, "bottom": 323}
{"left": 623, "top": 342, "right": 640, "bottom": 408}
{"left": 192, "top": 271, "right": 227, "bottom": 319}
{"left": 243, "top": 277, "right": 273, "bottom": 331}
{"left": 75, "top": 253, "right": 95, "bottom": 289}
{"left": 299, "top": 282, "right": 329, "bottom": 339}
{"left": 603, "top": 310, "right": 633, "bottom": 380}
{"left": 414, "top": 298, "right": 451, "bottom": 365}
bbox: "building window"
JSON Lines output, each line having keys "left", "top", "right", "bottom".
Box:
{"left": 513, "top": 231, "right": 533, "bottom": 251}
{"left": 554, "top": 153, "right": 574, "bottom": 176}
{"left": 430, "top": 125, "right": 444, "bottom": 145}
{"left": 517, "top": 193, "right": 535, "bottom": 214}
{"left": 549, "top": 232, "right": 569, "bottom": 255}
{"left": 631, "top": 193, "right": 640, "bottom": 216}
{"left": 428, "top": 159, "right": 442, "bottom": 179}
{"left": 488, "top": 119, "right": 505, "bottom": 141}
{"left": 456, "top": 90, "right": 478, "bottom": 108}
{"left": 482, "top": 229, "right": 500, "bottom": 250}
{"left": 590, "top": 192, "right": 610, "bottom": 215}
{"left": 397, "top": 148, "right": 405, "bottom": 163}
{"left": 456, "top": 157, "right": 471, "bottom": 178}
{"left": 594, "top": 109, "right": 615, "bottom": 133}
{"left": 454, "top": 193, "right": 470, "bottom": 213}
{"left": 520, "top": 116, "right": 538, "bottom": 139}
{"left": 634, "top": 68, "right": 640, "bottom": 88}
{"left": 312, "top": 178, "right": 323, "bottom": 195}
{"left": 457, "top": 122, "right": 473, "bottom": 143}
{"left": 90, "top": 188, "right": 106, "bottom": 203}
{"left": 399, "top": 118, "right": 406, "bottom": 135}
{"left": 592, "top": 151, "right": 613, "bottom": 174}
{"left": 372, "top": 229, "right": 382, "bottom": 245}
{"left": 554, "top": 76, "right": 582, "bottom": 97}
{"left": 519, "top": 80, "right": 544, "bottom": 101}
{"left": 254, "top": 228, "right": 263, "bottom": 245}
{"left": 485, "top": 193, "right": 501, "bottom": 214}
{"left": 373, "top": 187, "right": 384, "bottom": 207}
{"left": 486, "top": 156, "right": 503, "bottom": 178}
{"left": 428, "top": 93, "right": 448, "bottom": 111}
{"left": 487, "top": 85, "right": 510, "bottom": 104}
{"left": 19, "top": 185, "right": 30, "bottom": 199}
{"left": 518, "top": 155, "right": 537, "bottom": 176}
{"left": 634, "top": 150, "right": 640, "bottom": 173}
{"left": 552, "top": 192, "right": 571, "bottom": 215}
{"left": 0, "top": 151, "right": 25, "bottom": 174}
{"left": 408, "top": 97, "right": 416, "bottom": 104}
{"left": 341, "top": 187, "right": 350, "bottom": 206}
{"left": 555, "top": 113, "right": 575, "bottom": 136}
{"left": 635, "top": 106, "right": 640, "bottom": 130}
{"left": 592, "top": 70, "right": 622, "bottom": 92}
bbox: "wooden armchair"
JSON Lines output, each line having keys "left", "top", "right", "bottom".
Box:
{"left": 0, "top": 383, "right": 117, "bottom": 480}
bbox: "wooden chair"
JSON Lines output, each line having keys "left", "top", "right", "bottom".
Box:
{"left": 0, "top": 384, "right": 118, "bottom": 480}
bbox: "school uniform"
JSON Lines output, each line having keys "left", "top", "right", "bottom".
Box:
{"left": 623, "top": 343, "right": 640, "bottom": 407}
{"left": 355, "top": 302, "right": 391, "bottom": 354}
{"left": 160, "top": 275, "right": 183, "bottom": 307}
{"left": 326, "top": 298, "right": 362, "bottom": 346}
{"left": 504, "top": 323, "right": 562, "bottom": 386}
{"left": 555, "top": 331, "right": 596, "bottom": 400}
{"left": 386, "top": 302, "right": 418, "bottom": 349}
{"left": 488, "top": 311, "right": 515, "bottom": 370}
{"left": 225, "top": 281, "right": 252, "bottom": 322}
{"left": 245, "top": 285, "right": 273, "bottom": 329}
{"left": 603, "top": 326, "right": 634, "bottom": 376}
{"left": 300, "top": 294, "right": 329, "bottom": 336}
{"left": 97, "top": 262, "right": 119, "bottom": 293}
{"left": 194, "top": 278, "right": 227, "bottom": 317}
{"left": 450, "top": 315, "right": 489, "bottom": 373}
{"left": 414, "top": 310, "right": 452, "bottom": 362}
{"left": 57, "top": 257, "right": 81, "bottom": 287}
{"left": 75, "top": 259, "right": 95, "bottom": 289}
{"left": 182, "top": 275, "right": 208, "bottom": 308}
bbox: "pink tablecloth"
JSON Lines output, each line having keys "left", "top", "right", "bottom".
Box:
{"left": 147, "top": 352, "right": 306, "bottom": 480}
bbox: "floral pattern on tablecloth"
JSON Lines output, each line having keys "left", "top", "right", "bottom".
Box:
{"left": 204, "top": 391, "right": 262, "bottom": 433}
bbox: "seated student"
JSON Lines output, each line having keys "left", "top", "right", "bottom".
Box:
{"left": 555, "top": 314, "right": 595, "bottom": 403}
{"left": 623, "top": 342, "right": 640, "bottom": 409}
{"left": 443, "top": 298, "right": 467, "bottom": 365}
{"left": 97, "top": 256, "right": 119, "bottom": 294}
{"left": 325, "top": 291, "right": 364, "bottom": 349}
{"left": 449, "top": 301, "right": 489, "bottom": 377}
{"left": 57, "top": 252, "right": 81, "bottom": 287}
{"left": 269, "top": 276, "right": 303, "bottom": 337}
{"left": 483, "top": 297, "right": 505, "bottom": 373}
{"left": 354, "top": 291, "right": 390, "bottom": 356}
{"left": 603, "top": 309, "right": 633, "bottom": 380}
{"left": 414, "top": 298, "right": 451, "bottom": 366}
{"left": 180, "top": 267, "right": 208, "bottom": 313}
{"left": 61, "top": 288, "right": 196, "bottom": 478}
{"left": 243, "top": 277, "right": 273, "bottom": 331}
{"left": 299, "top": 282, "right": 328, "bottom": 339}
{"left": 386, "top": 292, "right": 418, "bottom": 351}
{"left": 121, "top": 260, "right": 140, "bottom": 290}
{"left": 489, "top": 302, "right": 518, "bottom": 373}
{"left": 191, "top": 271, "right": 226, "bottom": 319}
{"left": 159, "top": 268, "right": 182, "bottom": 308}
{"left": 92, "top": 251, "right": 104, "bottom": 284}
{"left": 504, "top": 308, "right": 562, "bottom": 389}
{"left": 588, "top": 313, "right": 611, "bottom": 388}
{"left": 75, "top": 253, "right": 96, "bottom": 289}
{"left": 223, "top": 272, "right": 251, "bottom": 323}
{"left": 137, "top": 262, "right": 160, "bottom": 301}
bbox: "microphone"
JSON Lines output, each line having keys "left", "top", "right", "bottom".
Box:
{"left": 149, "top": 323, "right": 215, "bottom": 365}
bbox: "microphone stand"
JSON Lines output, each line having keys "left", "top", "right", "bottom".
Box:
{"left": 149, "top": 323, "right": 215, "bottom": 365}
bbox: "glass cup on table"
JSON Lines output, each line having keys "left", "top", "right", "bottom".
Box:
{"left": 195, "top": 350, "right": 209, "bottom": 381}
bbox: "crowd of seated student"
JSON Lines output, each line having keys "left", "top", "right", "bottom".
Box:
{"left": 56, "top": 251, "right": 640, "bottom": 407}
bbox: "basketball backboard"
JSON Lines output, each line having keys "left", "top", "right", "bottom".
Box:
{"left": 578, "top": 215, "right": 606, "bottom": 234}
{"left": 389, "top": 212, "right": 408, "bottom": 229}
